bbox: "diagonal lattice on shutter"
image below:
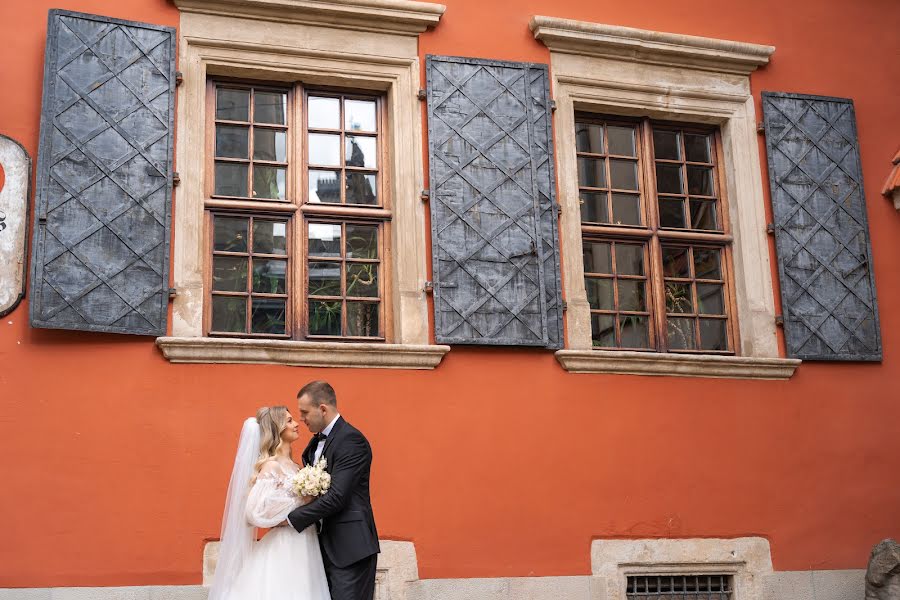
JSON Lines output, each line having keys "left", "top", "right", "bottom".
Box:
{"left": 762, "top": 92, "right": 881, "bottom": 361}
{"left": 426, "top": 55, "right": 563, "bottom": 348}
{"left": 30, "top": 10, "right": 176, "bottom": 335}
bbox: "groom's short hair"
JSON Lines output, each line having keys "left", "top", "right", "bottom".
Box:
{"left": 298, "top": 380, "right": 337, "bottom": 407}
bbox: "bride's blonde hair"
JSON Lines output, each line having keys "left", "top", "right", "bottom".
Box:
{"left": 252, "top": 406, "right": 290, "bottom": 481}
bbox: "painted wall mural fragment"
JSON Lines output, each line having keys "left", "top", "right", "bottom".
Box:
{"left": 0, "top": 134, "right": 30, "bottom": 317}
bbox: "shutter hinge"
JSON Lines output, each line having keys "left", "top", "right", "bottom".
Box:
{"left": 766, "top": 223, "right": 776, "bottom": 234}
{"left": 775, "top": 315, "right": 784, "bottom": 327}
{"left": 38, "top": 213, "right": 47, "bottom": 224}
{"left": 175, "top": 71, "right": 184, "bottom": 87}
{"left": 173, "top": 172, "right": 181, "bottom": 187}
{"left": 424, "top": 280, "right": 434, "bottom": 293}
{"left": 562, "top": 300, "right": 568, "bottom": 311}
{"left": 168, "top": 287, "right": 177, "bottom": 299}
{"left": 417, "top": 89, "right": 427, "bottom": 101}
{"left": 421, "top": 189, "right": 430, "bottom": 202}
{"left": 757, "top": 121, "right": 765, "bottom": 134}
{"left": 550, "top": 99, "right": 557, "bottom": 112}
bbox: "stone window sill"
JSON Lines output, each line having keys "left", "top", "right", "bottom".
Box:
{"left": 555, "top": 349, "right": 800, "bottom": 380}
{"left": 156, "top": 337, "right": 450, "bottom": 369}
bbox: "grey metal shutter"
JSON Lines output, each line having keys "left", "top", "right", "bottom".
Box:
{"left": 761, "top": 92, "right": 881, "bottom": 361}
{"left": 29, "top": 10, "right": 176, "bottom": 336}
{"left": 425, "top": 55, "right": 563, "bottom": 348}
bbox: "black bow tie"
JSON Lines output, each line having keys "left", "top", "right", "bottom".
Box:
{"left": 313, "top": 433, "right": 328, "bottom": 442}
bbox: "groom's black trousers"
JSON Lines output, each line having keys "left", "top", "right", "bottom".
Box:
{"left": 322, "top": 548, "right": 377, "bottom": 600}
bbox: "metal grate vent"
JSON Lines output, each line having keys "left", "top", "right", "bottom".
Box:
{"left": 626, "top": 575, "right": 732, "bottom": 599}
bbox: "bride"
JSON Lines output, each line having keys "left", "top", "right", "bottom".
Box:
{"left": 209, "top": 406, "right": 330, "bottom": 600}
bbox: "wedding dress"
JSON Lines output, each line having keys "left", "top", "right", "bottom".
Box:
{"left": 209, "top": 419, "right": 331, "bottom": 600}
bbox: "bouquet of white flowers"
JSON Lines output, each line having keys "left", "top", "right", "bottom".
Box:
{"left": 289, "top": 459, "right": 331, "bottom": 498}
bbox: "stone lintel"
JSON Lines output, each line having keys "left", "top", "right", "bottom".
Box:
{"left": 530, "top": 16, "right": 774, "bottom": 74}
{"left": 173, "top": 0, "right": 446, "bottom": 35}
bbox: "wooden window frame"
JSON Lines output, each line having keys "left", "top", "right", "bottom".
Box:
{"left": 203, "top": 79, "right": 392, "bottom": 342}
{"left": 577, "top": 114, "right": 741, "bottom": 355}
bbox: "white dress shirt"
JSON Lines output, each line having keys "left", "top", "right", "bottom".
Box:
{"left": 314, "top": 413, "right": 341, "bottom": 464}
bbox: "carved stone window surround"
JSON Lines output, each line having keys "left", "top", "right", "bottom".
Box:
{"left": 159, "top": 0, "right": 450, "bottom": 369}
{"left": 592, "top": 537, "right": 774, "bottom": 600}
{"left": 531, "top": 16, "right": 800, "bottom": 380}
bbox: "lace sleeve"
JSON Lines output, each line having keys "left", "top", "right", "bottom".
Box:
{"left": 245, "top": 473, "right": 301, "bottom": 528}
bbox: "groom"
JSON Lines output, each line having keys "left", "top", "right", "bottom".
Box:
{"left": 288, "top": 380, "right": 380, "bottom": 600}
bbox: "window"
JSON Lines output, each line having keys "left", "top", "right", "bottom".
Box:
{"left": 576, "top": 116, "right": 737, "bottom": 354}
{"left": 205, "top": 82, "right": 388, "bottom": 341}
{"left": 626, "top": 575, "right": 732, "bottom": 600}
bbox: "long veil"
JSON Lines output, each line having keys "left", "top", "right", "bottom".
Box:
{"left": 208, "top": 417, "right": 260, "bottom": 600}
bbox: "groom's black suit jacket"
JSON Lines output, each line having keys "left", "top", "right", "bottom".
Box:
{"left": 288, "top": 417, "right": 380, "bottom": 568}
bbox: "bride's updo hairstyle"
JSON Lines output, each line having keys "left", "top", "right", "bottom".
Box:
{"left": 252, "top": 406, "right": 289, "bottom": 480}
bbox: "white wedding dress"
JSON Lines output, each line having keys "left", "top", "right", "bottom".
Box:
{"left": 219, "top": 461, "right": 331, "bottom": 600}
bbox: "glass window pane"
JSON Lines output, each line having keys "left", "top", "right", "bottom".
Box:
{"left": 347, "top": 264, "right": 378, "bottom": 297}
{"left": 212, "top": 256, "right": 247, "bottom": 292}
{"left": 252, "top": 166, "right": 286, "bottom": 200}
{"left": 346, "top": 136, "right": 377, "bottom": 168}
{"left": 214, "top": 162, "right": 248, "bottom": 197}
{"left": 684, "top": 133, "right": 711, "bottom": 163}
{"left": 308, "top": 133, "right": 341, "bottom": 166}
{"left": 308, "top": 96, "right": 340, "bottom": 129}
{"left": 254, "top": 91, "right": 287, "bottom": 125}
{"left": 611, "top": 193, "right": 641, "bottom": 226}
{"left": 346, "top": 173, "right": 377, "bottom": 205}
{"left": 653, "top": 129, "right": 681, "bottom": 160}
{"left": 699, "top": 318, "right": 728, "bottom": 350}
{"left": 308, "top": 261, "right": 341, "bottom": 296}
{"left": 252, "top": 220, "right": 287, "bottom": 255}
{"left": 309, "top": 300, "right": 342, "bottom": 336}
{"left": 662, "top": 246, "right": 690, "bottom": 278}
{"left": 667, "top": 317, "right": 696, "bottom": 350}
{"left": 607, "top": 125, "right": 636, "bottom": 157}
{"left": 577, "top": 157, "right": 606, "bottom": 188}
{"left": 694, "top": 248, "right": 722, "bottom": 280}
{"left": 575, "top": 123, "right": 604, "bottom": 154}
{"left": 216, "top": 125, "right": 249, "bottom": 158}
{"left": 615, "top": 244, "right": 644, "bottom": 276}
{"left": 665, "top": 282, "right": 693, "bottom": 313}
{"left": 609, "top": 159, "right": 638, "bottom": 191}
{"left": 658, "top": 198, "right": 686, "bottom": 228}
{"left": 586, "top": 277, "right": 614, "bottom": 310}
{"left": 689, "top": 199, "right": 718, "bottom": 230}
{"left": 308, "top": 223, "right": 342, "bottom": 257}
{"left": 344, "top": 99, "right": 377, "bottom": 132}
{"left": 580, "top": 191, "right": 608, "bottom": 224}
{"left": 211, "top": 296, "right": 246, "bottom": 332}
{"left": 583, "top": 241, "right": 612, "bottom": 274}
{"left": 346, "top": 225, "right": 378, "bottom": 259}
{"left": 591, "top": 313, "right": 616, "bottom": 347}
{"left": 618, "top": 279, "right": 646, "bottom": 312}
{"left": 214, "top": 216, "right": 248, "bottom": 252}
{"left": 216, "top": 88, "right": 249, "bottom": 121}
{"left": 347, "top": 302, "right": 379, "bottom": 337}
{"left": 655, "top": 163, "right": 683, "bottom": 194}
{"left": 687, "top": 166, "right": 714, "bottom": 196}
{"left": 253, "top": 129, "right": 287, "bottom": 162}
{"left": 619, "top": 315, "right": 650, "bottom": 348}
{"left": 252, "top": 258, "right": 287, "bottom": 294}
{"left": 697, "top": 283, "right": 725, "bottom": 315}
{"left": 308, "top": 170, "right": 341, "bottom": 204}
{"left": 251, "top": 298, "right": 286, "bottom": 334}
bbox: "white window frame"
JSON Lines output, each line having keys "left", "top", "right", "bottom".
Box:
{"left": 157, "top": 0, "right": 450, "bottom": 369}
{"left": 531, "top": 17, "right": 800, "bottom": 379}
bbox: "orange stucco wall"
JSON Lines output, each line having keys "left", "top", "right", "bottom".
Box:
{"left": 1, "top": 0, "right": 899, "bottom": 588}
